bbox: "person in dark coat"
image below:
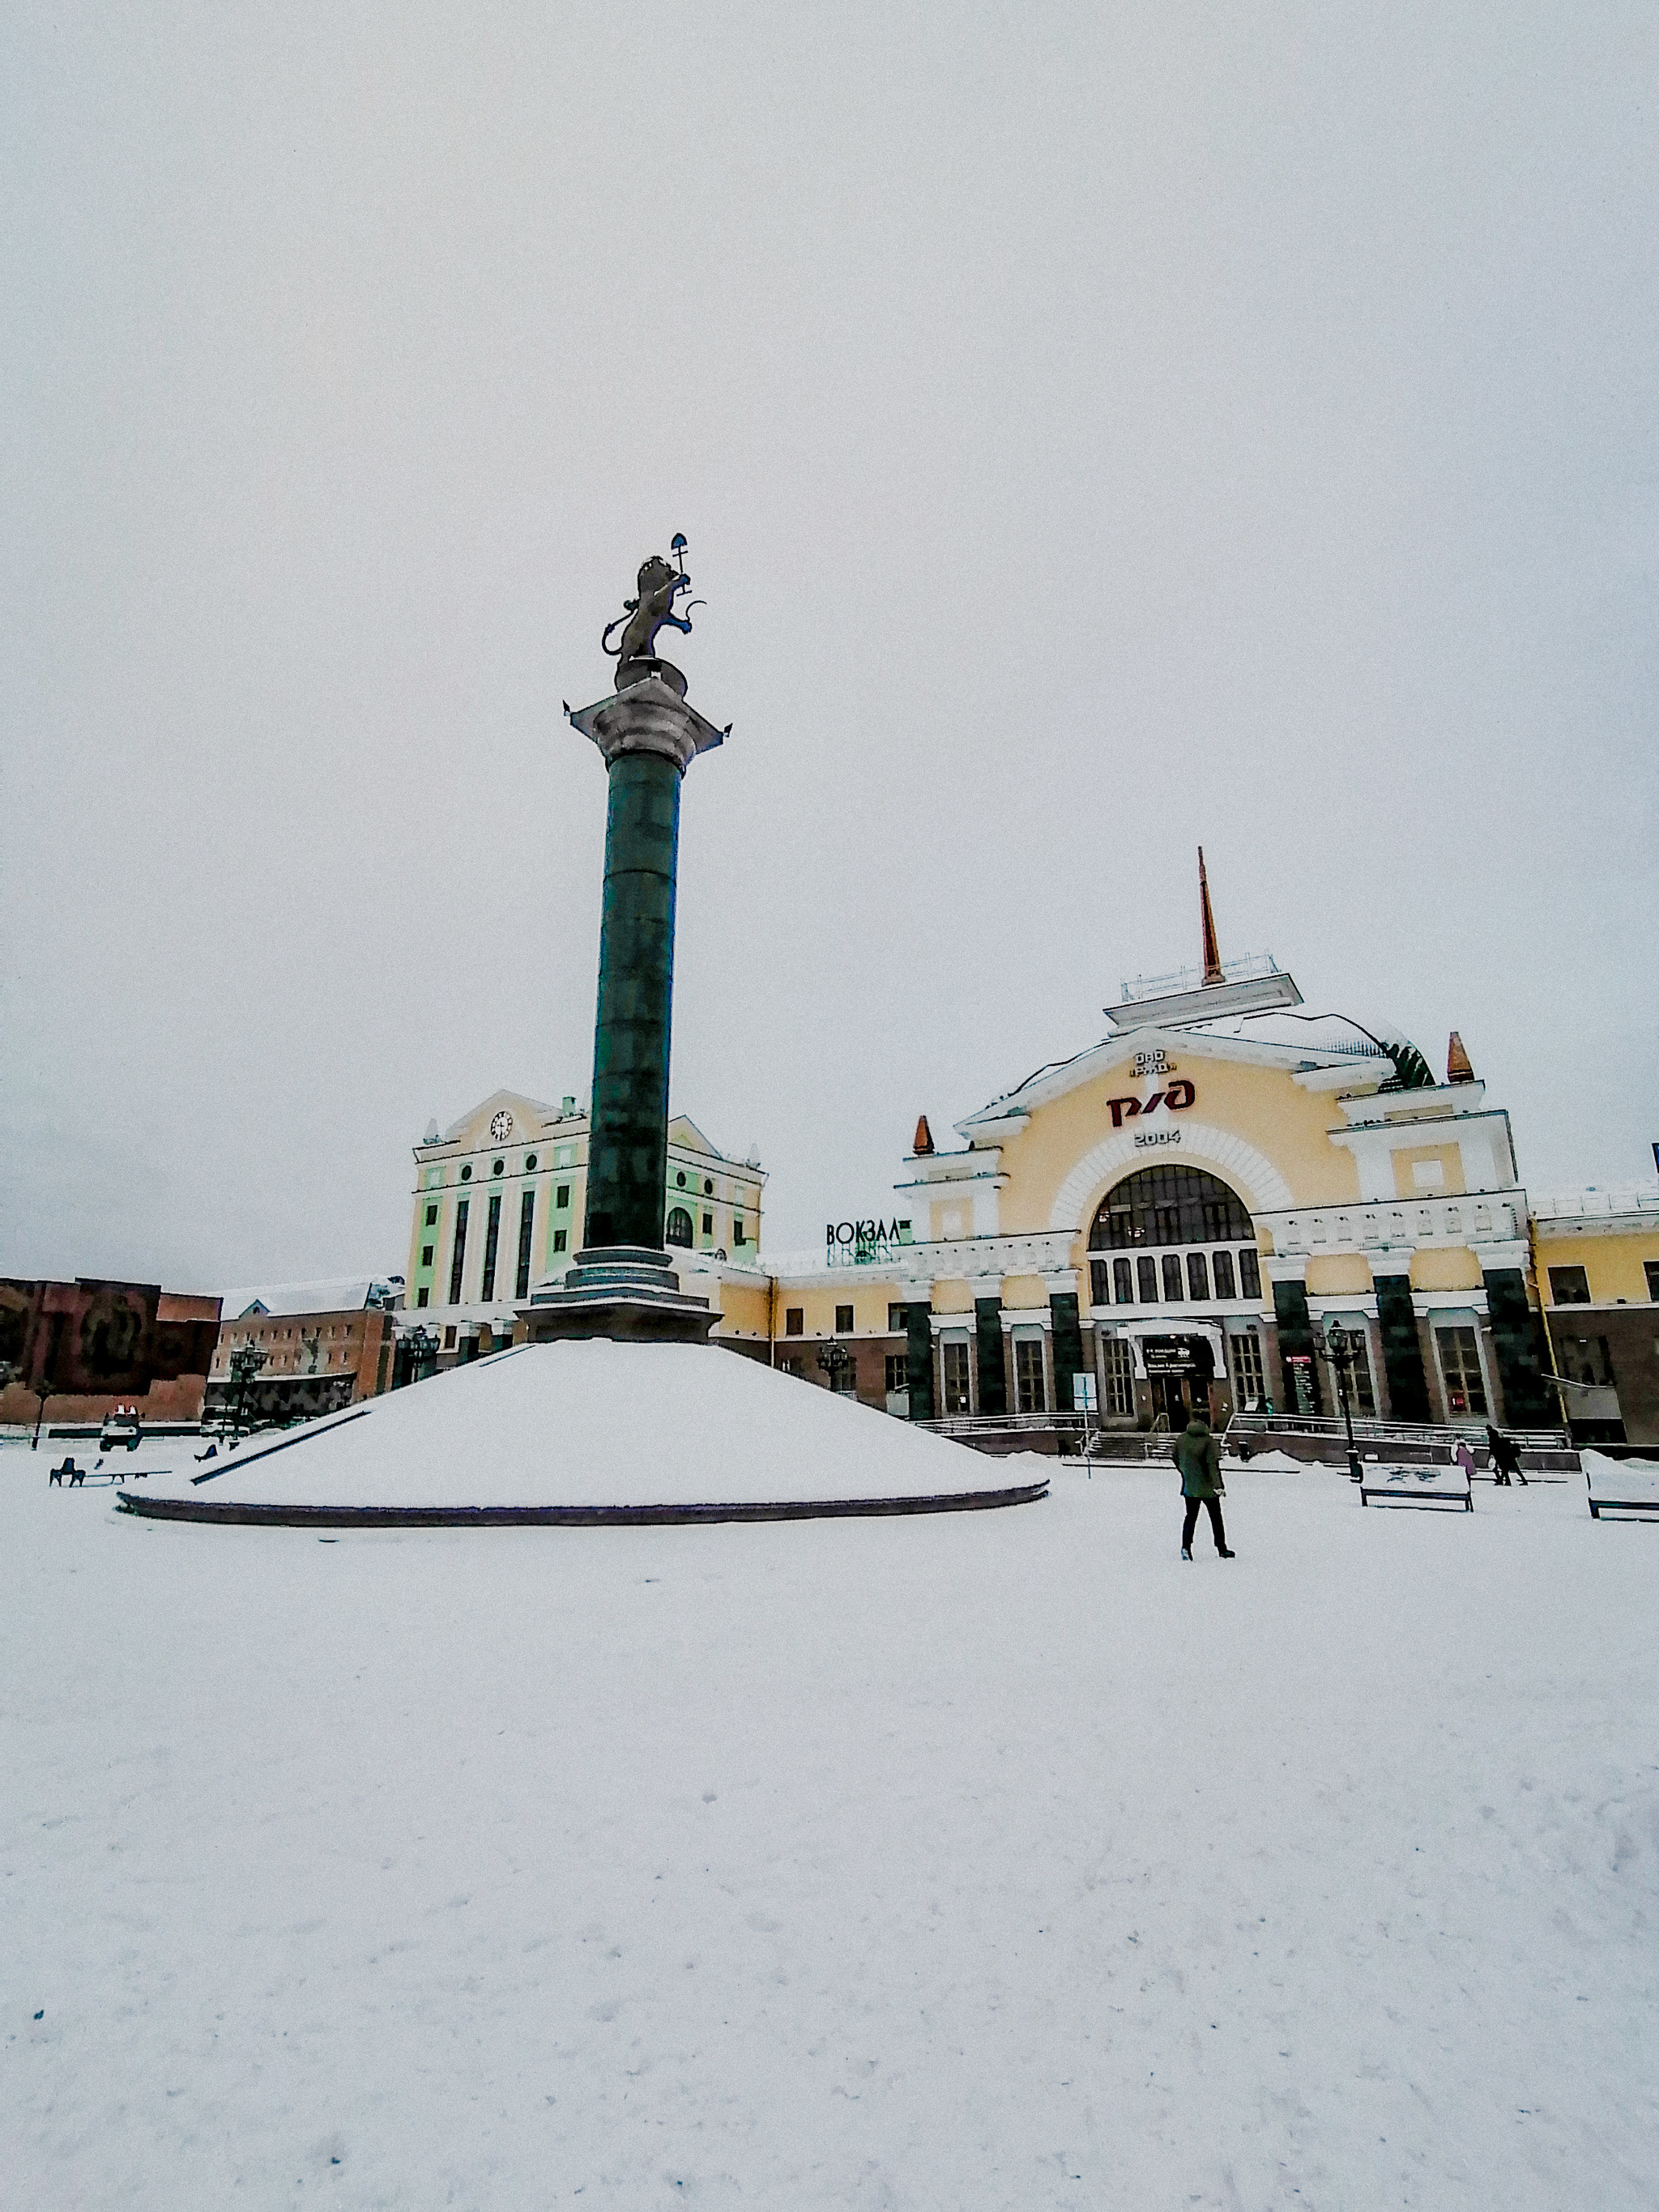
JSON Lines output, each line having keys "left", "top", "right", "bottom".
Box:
{"left": 1175, "top": 1412, "right": 1235, "bottom": 1559}
{"left": 1485, "top": 1425, "right": 1528, "bottom": 1485}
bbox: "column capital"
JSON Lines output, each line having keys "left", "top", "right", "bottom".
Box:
{"left": 567, "top": 668, "right": 727, "bottom": 774}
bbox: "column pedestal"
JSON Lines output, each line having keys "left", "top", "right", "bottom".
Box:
{"left": 525, "top": 1245, "right": 716, "bottom": 1345}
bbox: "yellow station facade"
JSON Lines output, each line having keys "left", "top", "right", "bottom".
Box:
{"left": 403, "top": 885, "right": 1659, "bottom": 1446}
{"left": 754, "top": 971, "right": 1559, "bottom": 1439}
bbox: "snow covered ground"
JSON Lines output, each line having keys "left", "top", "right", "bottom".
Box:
{"left": 3, "top": 1448, "right": 1655, "bottom": 2209}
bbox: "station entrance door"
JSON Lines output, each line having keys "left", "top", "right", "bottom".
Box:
{"left": 1144, "top": 1336, "right": 1217, "bottom": 1428}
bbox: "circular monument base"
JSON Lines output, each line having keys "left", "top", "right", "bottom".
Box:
{"left": 115, "top": 1340, "right": 1049, "bottom": 1528}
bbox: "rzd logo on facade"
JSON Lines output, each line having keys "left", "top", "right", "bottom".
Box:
{"left": 1105, "top": 1078, "right": 1196, "bottom": 1149}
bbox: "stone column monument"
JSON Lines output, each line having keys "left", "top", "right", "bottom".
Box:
{"left": 525, "top": 547, "right": 727, "bottom": 1344}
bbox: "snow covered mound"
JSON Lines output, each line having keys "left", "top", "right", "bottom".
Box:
{"left": 130, "top": 1340, "right": 1047, "bottom": 1518}
{"left": 1582, "top": 1448, "right": 1659, "bottom": 1514}
{"left": 1582, "top": 1447, "right": 1659, "bottom": 1484}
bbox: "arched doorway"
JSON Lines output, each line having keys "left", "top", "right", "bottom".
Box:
{"left": 1088, "top": 1165, "right": 1264, "bottom": 1426}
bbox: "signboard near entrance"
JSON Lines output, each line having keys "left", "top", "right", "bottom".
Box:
{"left": 1143, "top": 1340, "right": 1199, "bottom": 1376}
{"left": 1286, "top": 1353, "right": 1316, "bottom": 1415}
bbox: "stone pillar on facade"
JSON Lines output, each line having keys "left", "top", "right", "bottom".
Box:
{"left": 524, "top": 663, "right": 725, "bottom": 1345}
{"left": 1271, "top": 1276, "right": 1323, "bottom": 1414}
{"left": 975, "top": 1297, "right": 1008, "bottom": 1416}
{"left": 1482, "top": 1266, "right": 1555, "bottom": 1427}
{"left": 1048, "top": 1291, "right": 1085, "bottom": 1415}
{"left": 1374, "top": 1273, "right": 1431, "bottom": 1422}
{"left": 902, "top": 1302, "right": 936, "bottom": 1420}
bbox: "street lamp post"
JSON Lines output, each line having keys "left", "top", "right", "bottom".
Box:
{"left": 30, "top": 1375, "right": 53, "bottom": 1451}
{"left": 815, "top": 1341, "right": 853, "bottom": 1395}
{"left": 1320, "top": 1325, "right": 1364, "bottom": 1481}
{"left": 399, "top": 1325, "right": 438, "bottom": 1387}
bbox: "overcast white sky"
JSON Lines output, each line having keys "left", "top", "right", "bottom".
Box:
{"left": 3, "top": 2, "right": 1655, "bottom": 1290}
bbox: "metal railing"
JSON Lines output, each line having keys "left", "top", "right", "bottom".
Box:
{"left": 917, "top": 1407, "right": 1575, "bottom": 1463}
{"left": 916, "top": 1410, "right": 1180, "bottom": 1463}
{"left": 1226, "top": 1410, "right": 1572, "bottom": 1448}
{"left": 918, "top": 1410, "right": 1092, "bottom": 1439}
{"left": 1119, "top": 951, "right": 1285, "bottom": 1003}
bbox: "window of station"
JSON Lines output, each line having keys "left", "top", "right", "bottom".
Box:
{"left": 480, "top": 1194, "right": 501, "bottom": 1300}
{"left": 941, "top": 1338, "right": 971, "bottom": 1413}
{"left": 1088, "top": 1166, "right": 1260, "bottom": 1311}
{"left": 1101, "top": 1336, "right": 1136, "bottom": 1417}
{"left": 889, "top": 1303, "right": 906, "bottom": 1332}
{"left": 834, "top": 1304, "right": 854, "bottom": 1334}
{"left": 884, "top": 1353, "right": 910, "bottom": 1396}
{"left": 785, "top": 1307, "right": 804, "bottom": 1336}
{"left": 1014, "top": 1335, "right": 1047, "bottom": 1415}
{"left": 1091, "top": 1166, "right": 1252, "bottom": 1249}
{"left": 1229, "top": 1328, "right": 1265, "bottom": 1409}
{"left": 665, "top": 1206, "right": 693, "bottom": 1248}
{"left": 448, "top": 1200, "right": 469, "bottom": 1304}
{"left": 1434, "top": 1325, "right": 1488, "bottom": 1417}
{"left": 1325, "top": 1326, "right": 1377, "bottom": 1417}
{"left": 1648, "top": 1261, "right": 1659, "bottom": 1302}
{"left": 1548, "top": 1266, "right": 1591, "bottom": 1306}
{"left": 1561, "top": 1334, "right": 1615, "bottom": 1386}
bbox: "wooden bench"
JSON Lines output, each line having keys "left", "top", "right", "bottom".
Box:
{"left": 1583, "top": 1451, "right": 1659, "bottom": 1523}
{"left": 1359, "top": 1460, "right": 1473, "bottom": 1512}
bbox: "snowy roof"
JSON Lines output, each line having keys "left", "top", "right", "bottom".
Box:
{"left": 958, "top": 1010, "right": 1396, "bottom": 1134}
{"left": 219, "top": 1277, "right": 404, "bottom": 1320}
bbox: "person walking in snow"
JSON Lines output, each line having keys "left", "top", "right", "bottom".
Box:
{"left": 1486, "top": 1424, "right": 1528, "bottom": 1485}
{"left": 1176, "top": 1410, "right": 1235, "bottom": 1560}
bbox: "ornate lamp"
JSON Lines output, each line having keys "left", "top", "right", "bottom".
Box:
{"left": 1318, "top": 1323, "right": 1364, "bottom": 1481}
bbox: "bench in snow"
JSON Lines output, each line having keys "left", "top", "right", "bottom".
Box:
{"left": 1583, "top": 1450, "right": 1659, "bottom": 1523}
{"left": 1358, "top": 1460, "right": 1472, "bottom": 1512}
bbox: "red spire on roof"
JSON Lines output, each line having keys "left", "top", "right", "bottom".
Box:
{"left": 1446, "top": 1031, "right": 1476, "bottom": 1085}
{"left": 913, "top": 1114, "right": 935, "bottom": 1156}
{"left": 1198, "top": 847, "right": 1225, "bottom": 987}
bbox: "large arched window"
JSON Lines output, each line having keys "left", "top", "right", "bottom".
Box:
{"left": 1087, "top": 1165, "right": 1260, "bottom": 1311}
{"left": 664, "top": 1206, "right": 694, "bottom": 1248}
{"left": 1089, "top": 1166, "right": 1252, "bottom": 1248}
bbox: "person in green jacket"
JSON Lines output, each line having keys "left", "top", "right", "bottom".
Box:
{"left": 1175, "top": 1412, "right": 1235, "bottom": 1560}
